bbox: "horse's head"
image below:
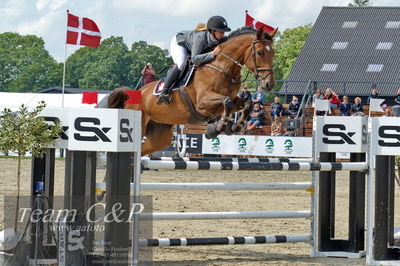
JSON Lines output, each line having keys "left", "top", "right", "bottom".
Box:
{"left": 244, "top": 27, "right": 275, "bottom": 91}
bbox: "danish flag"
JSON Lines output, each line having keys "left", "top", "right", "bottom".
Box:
{"left": 66, "top": 12, "right": 101, "bottom": 47}
{"left": 245, "top": 10, "right": 277, "bottom": 36}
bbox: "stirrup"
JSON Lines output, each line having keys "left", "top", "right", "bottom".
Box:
{"left": 157, "top": 92, "right": 172, "bottom": 105}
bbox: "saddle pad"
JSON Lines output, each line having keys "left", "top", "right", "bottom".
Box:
{"left": 152, "top": 66, "right": 195, "bottom": 95}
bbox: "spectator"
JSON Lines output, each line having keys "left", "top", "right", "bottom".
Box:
{"left": 312, "top": 88, "right": 324, "bottom": 106}
{"left": 367, "top": 89, "right": 379, "bottom": 105}
{"left": 270, "top": 96, "right": 284, "bottom": 119}
{"left": 340, "top": 95, "right": 352, "bottom": 116}
{"left": 252, "top": 86, "right": 266, "bottom": 107}
{"left": 239, "top": 85, "right": 252, "bottom": 101}
{"left": 282, "top": 127, "right": 296, "bottom": 136}
{"left": 246, "top": 103, "right": 264, "bottom": 131}
{"left": 382, "top": 109, "right": 391, "bottom": 117}
{"left": 324, "top": 88, "right": 341, "bottom": 108}
{"left": 141, "top": 63, "right": 156, "bottom": 85}
{"left": 270, "top": 116, "right": 284, "bottom": 136}
{"left": 287, "top": 96, "right": 301, "bottom": 117}
{"left": 395, "top": 88, "right": 400, "bottom": 105}
{"left": 351, "top": 97, "right": 364, "bottom": 116}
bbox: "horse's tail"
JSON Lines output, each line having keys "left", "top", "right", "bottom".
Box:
{"left": 107, "top": 87, "right": 129, "bottom": 109}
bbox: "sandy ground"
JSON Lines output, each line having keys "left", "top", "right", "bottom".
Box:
{"left": 1, "top": 157, "right": 396, "bottom": 265}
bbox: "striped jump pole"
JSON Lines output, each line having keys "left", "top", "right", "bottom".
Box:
{"left": 95, "top": 182, "right": 313, "bottom": 192}
{"left": 139, "top": 234, "right": 311, "bottom": 247}
{"left": 142, "top": 160, "right": 368, "bottom": 172}
{"left": 141, "top": 156, "right": 313, "bottom": 163}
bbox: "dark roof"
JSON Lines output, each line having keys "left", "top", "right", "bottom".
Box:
{"left": 279, "top": 7, "right": 400, "bottom": 97}
{"left": 37, "top": 87, "right": 111, "bottom": 94}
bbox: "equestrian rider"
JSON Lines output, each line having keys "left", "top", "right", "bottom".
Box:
{"left": 157, "top": 15, "right": 231, "bottom": 105}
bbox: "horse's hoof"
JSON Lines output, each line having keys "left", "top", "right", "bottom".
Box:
{"left": 231, "top": 123, "right": 242, "bottom": 133}
{"left": 205, "top": 124, "right": 220, "bottom": 139}
{"left": 225, "top": 121, "right": 235, "bottom": 135}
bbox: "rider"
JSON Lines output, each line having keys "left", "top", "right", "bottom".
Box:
{"left": 157, "top": 15, "right": 231, "bottom": 105}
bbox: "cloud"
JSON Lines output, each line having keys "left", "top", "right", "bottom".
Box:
{"left": 36, "top": 0, "right": 67, "bottom": 12}
{"left": 112, "top": 0, "right": 222, "bottom": 17}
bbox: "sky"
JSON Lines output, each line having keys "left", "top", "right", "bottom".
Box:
{"left": 1, "top": 0, "right": 399, "bottom": 63}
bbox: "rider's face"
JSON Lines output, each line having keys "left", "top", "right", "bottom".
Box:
{"left": 213, "top": 30, "right": 225, "bottom": 40}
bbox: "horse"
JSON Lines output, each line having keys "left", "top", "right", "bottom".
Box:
{"left": 108, "top": 26, "right": 275, "bottom": 155}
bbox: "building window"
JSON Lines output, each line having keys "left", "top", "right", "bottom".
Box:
{"left": 332, "top": 42, "right": 348, "bottom": 49}
{"left": 321, "top": 64, "right": 338, "bottom": 72}
{"left": 376, "top": 42, "right": 393, "bottom": 50}
{"left": 366, "top": 64, "right": 383, "bottom": 72}
{"left": 385, "top": 21, "right": 400, "bottom": 29}
{"left": 342, "top": 21, "right": 358, "bottom": 28}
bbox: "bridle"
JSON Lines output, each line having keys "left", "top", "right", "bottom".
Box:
{"left": 205, "top": 34, "right": 274, "bottom": 84}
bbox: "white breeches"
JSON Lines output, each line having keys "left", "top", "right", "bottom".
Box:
{"left": 170, "top": 35, "right": 188, "bottom": 70}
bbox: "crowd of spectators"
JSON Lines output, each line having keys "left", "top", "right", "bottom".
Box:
{"left": 235, "top": 85, "right": 400, "bottom": 137}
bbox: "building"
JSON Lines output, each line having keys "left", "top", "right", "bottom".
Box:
{"left": 279, "top": 7, "right": 400, "bottom": 105}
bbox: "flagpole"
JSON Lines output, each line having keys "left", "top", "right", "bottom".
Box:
{"left": 62, "top": 10, "right": 69, "bottom": 108}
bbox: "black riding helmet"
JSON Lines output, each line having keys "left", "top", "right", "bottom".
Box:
{"left": 206, "top": 16, "right": 231, "bottom": 32}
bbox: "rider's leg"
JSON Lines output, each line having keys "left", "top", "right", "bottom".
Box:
{"left": 157, "top": 35, "right": 187, "bottom": 105}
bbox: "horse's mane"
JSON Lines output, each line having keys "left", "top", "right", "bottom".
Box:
{"left": 226, "top": 26, "right": 273, "bottom": 41}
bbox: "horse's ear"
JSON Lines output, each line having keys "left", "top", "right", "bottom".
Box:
{"left": 270, "top": 27, "right": 278, "bottom": 38}
{"left": 256, "top": 27, "right": 264, "bottom": 39}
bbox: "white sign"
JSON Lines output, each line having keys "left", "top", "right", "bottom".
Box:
{"left": 202, "top": 135, "right": 312, "bottom": 157}
{"left": 39, "top": 108, "right": 69, "bottom": 149}
{"left": 370, "top": 117, "right": 400, "bottom": 156}
{"left": 315, "top": 116, "right": 367, "bottom": 153}
{"left": 68, "top": 109, "right": 141, "bottom": 152}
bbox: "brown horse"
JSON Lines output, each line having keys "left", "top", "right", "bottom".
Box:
{"left": 108, "top": 26, "right": 275, "bottom": 155}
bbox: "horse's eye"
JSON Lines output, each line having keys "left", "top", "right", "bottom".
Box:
{"left": 257, "top": 50, "right": 263, "bottom": 56}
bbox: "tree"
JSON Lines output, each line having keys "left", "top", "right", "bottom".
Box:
{"left": 0, "top": 32, "right": 60, "bottom": 92}
{"left": 273, "top": 24, "right": 313, "bottom": 87}
{"left": 348, "top": 0, "right": 371, "bottom": 7}
{"left": 127, "top": 41, "right": 172, "bottom": 88}
{"left": 0, "top": 101, "right": 61, "bottom": 230}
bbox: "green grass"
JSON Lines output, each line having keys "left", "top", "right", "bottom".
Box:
{"left": 0, "top": 155, "right": 65, "bottom": 161}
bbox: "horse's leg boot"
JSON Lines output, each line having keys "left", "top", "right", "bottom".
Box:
{"left": 157, "top": 66, "right": 181, "bottom": 105}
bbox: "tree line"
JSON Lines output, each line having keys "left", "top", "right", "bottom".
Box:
{"left": 0, "top": 24, "right": 312, "bottom": 93}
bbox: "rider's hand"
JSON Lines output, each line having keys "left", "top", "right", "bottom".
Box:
{"left": 212, "top": 46, "right": 222, "bottom": 56}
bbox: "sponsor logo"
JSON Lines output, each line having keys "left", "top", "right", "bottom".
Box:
{"left": 284, "top": 139, "right": 293, "bottom": 154}
{"left": 238, "top": 137, "right": 247, "bottom": 153}
{"left": 119, "top": 118, "right": 134, "bottom": 143}
{"left": 211, "top": 137, "right": 221, "bottom": 152}
{"left": 378, "top": 125, "right": 400, "bottom": 147}
{"left": 74, "top": 117, "right": 111, "bottom": 142}
{"left": 322, "top": 124, "right": 356, "bottom": 145}
{"left": 265, "top": 138, "right": 274, "bottom": 153}
{"left": 43, "top": 116, "right": 69, "bottom": 140}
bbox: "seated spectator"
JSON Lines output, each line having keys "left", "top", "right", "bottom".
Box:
{"left": 246, "top": 103, "right": 264, "bottom": 131}
{"left": 382, "top": 109, "right": 391, "bottom": 117}
{"left": 395, "top": 88, "right": 400, "bottom": 105}
{"left": 340, "top": 95, "right": 352, "bottom": 116}
{"left": 324, "top": 88, "right": 341, "bottom": 108}
{"left": 312, "top": 88, "right": 324, "bottom": 106}
{"left": 239, "top": 85, "right": 252, "bottom": 101}
{"left": 282, "top": 127, "right": 296, "bottom": 136}
{"left": 270, "top": 96, "right": 284, "bottom": 119}
{"left": 287, "top": 96, "right": 301, "bottom": 117}
{"left": 270, "top": 116, "right": 284, "bottom": 136}
{"left": 252, "top": 86, "right": 266, "bottom": 107}
{"left": 141, "top": 62, "right": 156, "bottom": 85}
{"left": 367, "top": 89, "right": 379, "bottom": 105}
{"left": 351, "top": 97, "right": 365, "bottom": 116}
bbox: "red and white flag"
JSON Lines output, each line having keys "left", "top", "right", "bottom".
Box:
{"left": 66, "top": 12, "right": 101, "bottom": 47}
{"left": 245, "top": 10, "right": 277, "bottom": 36}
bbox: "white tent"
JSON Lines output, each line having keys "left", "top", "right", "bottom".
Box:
{"left": 0, "top": 92, "right": 109, "bottom": 111}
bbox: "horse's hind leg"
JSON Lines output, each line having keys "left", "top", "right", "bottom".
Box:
{"left": 142, "top": 122, "right": 174, "bottom": 155}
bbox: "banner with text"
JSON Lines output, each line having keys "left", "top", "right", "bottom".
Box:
{"left": 202, "top": 135, "right": 312, "bottom": 157}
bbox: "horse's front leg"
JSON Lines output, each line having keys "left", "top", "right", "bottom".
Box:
{"left": 231, "top": 98, "right": 253, "bottom": 132}
{"left": 197, "top": 93, "right": 233, "bottom": 139}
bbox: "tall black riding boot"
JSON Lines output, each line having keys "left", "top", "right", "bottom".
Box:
{"left": 157, "top": 66, "right": 181, "bottom": 105}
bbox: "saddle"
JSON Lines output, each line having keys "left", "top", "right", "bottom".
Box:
{"left": 153, "top": 61, "right": 195, "bottom": 95}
